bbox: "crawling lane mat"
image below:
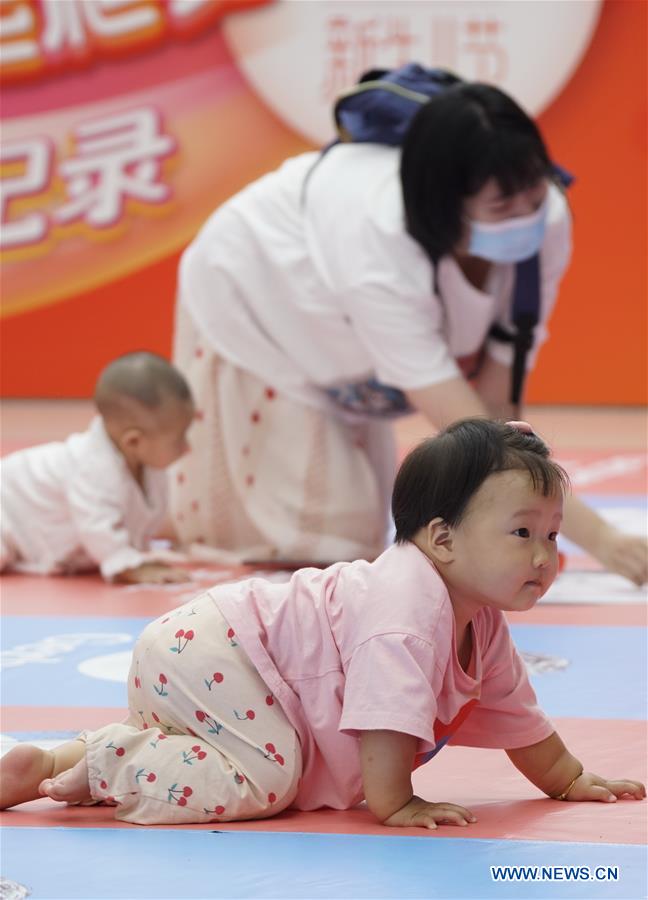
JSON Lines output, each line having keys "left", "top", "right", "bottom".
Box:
{"left": 1, "top": 448, "right": 646, "bottom": 899}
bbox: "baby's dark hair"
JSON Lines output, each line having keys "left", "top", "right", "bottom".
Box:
{"left": 94, "top": 351, "right": 192, "bottom": 417}
{"left": 393, "top": 418, "right": 569, "bottom": 543}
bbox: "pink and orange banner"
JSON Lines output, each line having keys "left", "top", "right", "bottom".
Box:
{"left": 1, "top": 0, "right": 645, "bottom": 403}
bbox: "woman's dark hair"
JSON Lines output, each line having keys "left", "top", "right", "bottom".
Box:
{"left": 400, "top": 81, "right": 553, "bottom": 263}
{"left": 393, "top": 418, "right": 569, "bottom": 543}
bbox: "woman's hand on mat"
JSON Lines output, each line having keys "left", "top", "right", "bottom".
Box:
{"left": 595, "top": 531, "right": 647, "bottom": 586}
{"left": 116, "top": 562, "right": 191, "bottom": 584}
{"left": 563, "top": 772, "right": 646, "bottom": 803}
{"left": 382, "top": 795, "right": 477, "bottom": 830}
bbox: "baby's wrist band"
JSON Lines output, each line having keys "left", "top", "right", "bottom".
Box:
{"left": 552, "top": 767, "right": 584, "bottom": 801}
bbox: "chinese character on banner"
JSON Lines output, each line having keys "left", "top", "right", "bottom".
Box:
{"left": 461, "top": 18, "right": 508, "bottom": 82}
{"left": 0, "top": 0, "right": 39, "bottom": 71}
{"left": 430, "top": 17, "right": 459, "bottom": 72}
{"left": 322, "top": 16, "right": 354, "bottom": 102}
{"left": 54, "top": 107, "right": 176, "bottom": 228}
{"left": 353, "top": 18, "right": 379, "bottom": 76}
{"left": 430, "top": 16, "right": 508, "bottom": 83}
{"left": 41, "top": 0, "right": 162, "bottom": 59}
{"left": 322, "top": 15, "right": 419, "bottom": 102}
{"left": 0, "top": 0, "right": 272, "bottom": 81}
{"left": 168, "top": 0, "right": 216, "bottom": 28}
{"left": 0, "top": 137, "right": 53, "bottom": 249}
{"left": 380, "top": 17, "right": 418, "bottom": 68}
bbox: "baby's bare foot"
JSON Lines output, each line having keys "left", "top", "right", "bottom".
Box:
{"left": 39, "top": 757, "right": 92, "bottom": 805}
{"left": 0, "top": 744, "right": 55, "bottom": 809}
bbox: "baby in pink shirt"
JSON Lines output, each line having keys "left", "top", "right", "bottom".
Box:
{"left": 1, "top": 419, "right": 644, "bottom": 828}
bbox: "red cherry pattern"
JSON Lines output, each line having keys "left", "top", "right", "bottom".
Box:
{"left": 194, "top": 709, "right": 223, "bottom": 734}
{"left": 170, "top": 630, "right": 195, "bottom": 654}
{"left": 204, "top": 671, "right": 224, "bottom": 690}
{"left": 106, "top": 741, "right": 125, "bottom": 757}
{"left": 149, "top": 732, "right": 167, "bottom": 750}
{"left": 135, "top": 767, "right": 157, "bottom": 784}
{"left": 182, "top": 744, "right": 208, "bottom": 765}
{"left": 262, "top": 741, "right": 284, "bottom": 765}
{"left": 120, "top": 612, "right": 295, "bottom": 817}
{"left": 168, "top": 783, "right": 193, "bottom": 806}
{"left": 154, "top": 673, "right": 169, "bottom": 696}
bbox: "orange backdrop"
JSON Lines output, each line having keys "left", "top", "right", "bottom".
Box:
{"left": 0, "top": 0, "right": 645, "bottom": 403}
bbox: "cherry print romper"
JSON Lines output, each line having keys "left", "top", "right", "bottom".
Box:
{"left": 80, "top": 591, "right": 302, "bottom": 825}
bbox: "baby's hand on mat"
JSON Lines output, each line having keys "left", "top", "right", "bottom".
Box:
{"left": 117, "top": 563, "right": 190, "bottom": 585}
{"left": 561, "top": 773, "right": 646, "bottom": 803}
{"left": 383, "top": 795, "right": 477, "bottom": 830}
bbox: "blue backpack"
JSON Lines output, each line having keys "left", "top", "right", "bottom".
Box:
{"left": 329, "top": 63, "right": 573, "bottom": 410}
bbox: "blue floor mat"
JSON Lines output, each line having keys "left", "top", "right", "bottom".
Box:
{"left": 3, "top": 828, "right": 646, "bottom": 900}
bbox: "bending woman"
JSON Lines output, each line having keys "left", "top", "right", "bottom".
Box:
{"left": 170, "top": 78, "right": 646, "bottom": 584}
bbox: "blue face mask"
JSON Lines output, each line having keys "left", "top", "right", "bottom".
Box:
{"left": 467, "top": 197, "right": 548, "bottom": 263}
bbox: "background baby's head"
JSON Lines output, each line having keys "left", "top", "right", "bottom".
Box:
{"left": 94, "top": 351, "right": 194, "bottom": 470}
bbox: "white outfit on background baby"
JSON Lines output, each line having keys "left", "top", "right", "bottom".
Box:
{"left": 0, "top": 416, "right": 167, "bottom": 579}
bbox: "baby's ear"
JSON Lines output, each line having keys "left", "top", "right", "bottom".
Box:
{"left": 424, "top": 517, "right": 454, "bottom": 563}
{"left": 119, "top": 427, "right": 143, "bottom": 453}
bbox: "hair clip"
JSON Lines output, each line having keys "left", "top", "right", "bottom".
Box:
{"left": 505, "top": 420, "right": 536, "bottom": 436}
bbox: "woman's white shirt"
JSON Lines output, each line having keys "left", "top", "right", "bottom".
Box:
{"left": 179, "top": 143, "right": 571, "bottom": 410}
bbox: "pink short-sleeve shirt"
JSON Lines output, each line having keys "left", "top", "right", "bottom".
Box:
{"left": 211, "top": 541, "right": 554, "bottom": 810}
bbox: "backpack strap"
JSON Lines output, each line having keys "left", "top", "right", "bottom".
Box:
{"left": 489, "top": 253, "right": 540, "bottom": 412}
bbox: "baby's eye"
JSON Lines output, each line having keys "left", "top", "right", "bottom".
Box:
{"left": 548, "top": 531, "right": 559, "bottom": 542}
{"left": 513, "top": 527, "right": 530, "bottom": 538}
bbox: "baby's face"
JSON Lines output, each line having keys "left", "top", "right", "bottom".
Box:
{"left": 137, "top": 398, "right": 194, "bottom": 469}
{"left": 445, "top": 469, "right": 563, "bottom": 613}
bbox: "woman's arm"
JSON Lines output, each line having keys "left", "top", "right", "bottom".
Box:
{"left": 405, "top": 358, "right": 514, "bottom": 428}
{"left": 506, "top": 731, "right": 645, "bottom": 802}
{"left": 471, "top": 355, "right": 517, "bottom": 420}
{"left": 560, "top": 494, "right": 647, "bottom": 586}
{"left": 405, "top": 376, "right": 490, "bottom": 429}
{"left": 359, "top": 730, "right": 476, "bottom": 829}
